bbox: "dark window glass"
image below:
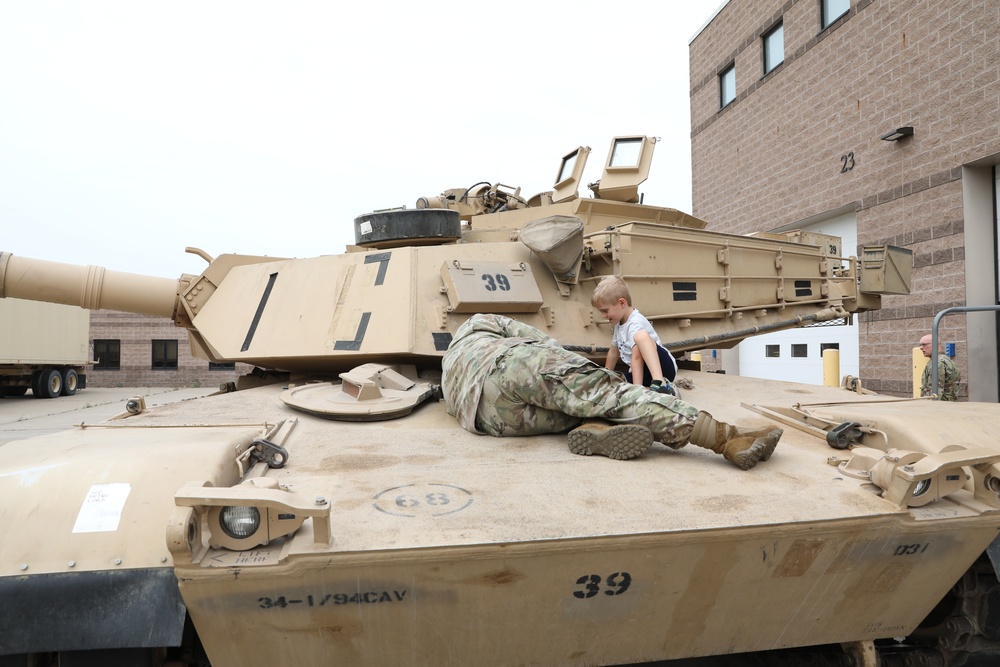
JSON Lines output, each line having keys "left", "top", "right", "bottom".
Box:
{"left": 93, "top": 339, "right": 121, "bottom": 370}
{"left": 763, "top": 23, "right": 784, "bottom": 74}
{"left": 791, "top": 344, "right": 808, "bottom": 358}
{"left": 720, "top": 65, "right": 736, "bottom": 108}
{"left": 766, "top": 345, "right": 781, "bottom": 358}
{"left": 820, "top": 343, "right": 840, "bottom": 353}
{"left": 152, "top": 340, "right": 178, "bottom": 370}
{"left": 209, "top": 362, "right": 236, "bottom": 370}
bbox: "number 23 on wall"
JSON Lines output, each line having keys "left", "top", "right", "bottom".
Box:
{"left": 840, "top": 151, "right": 855, "bottom": 173}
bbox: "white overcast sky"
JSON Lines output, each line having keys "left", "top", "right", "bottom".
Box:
{"left": 1, "top": 2, "right": 720, "bottom": 279}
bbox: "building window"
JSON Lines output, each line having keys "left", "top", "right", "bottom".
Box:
{"left": 791, "top": 344, "right": 808, "bottom": 358}
{"left": 152, "top": 340, "right": 178, "bottom": 370}
{"left": 93, "top": 339, "right": 121, "bottom": 370}
{"left": 719, "top": 64, "right": 736, "bottom": 108}
{"left": 209, "top": 361, "right": 236, "bottom": 370}
{"left": 766, "top": 345, "right": 780, "bottom": 358}
{"left": 763, "top": 23, "right": 784, "bottom": 74}
{"left": 821, "top": 0, "right": 849, "bottom": 29}
{"left": 820, "top": 343, "right": 840, "bottom": 353}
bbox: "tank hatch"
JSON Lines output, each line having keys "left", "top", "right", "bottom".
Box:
{"left": 280, "top": 363, "right": 437, "bottom": 421}
{"left": 551, "top": 145, "right": 591, "bottom": 204}
{"left": 587, "top": 135, "right": 657, "bottom": 203}
{"left": 353, "top": 209, "right": 462, "bottom": 249}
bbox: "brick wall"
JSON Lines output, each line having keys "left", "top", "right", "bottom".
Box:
{"left": 88, "top": 310, "right": 251, "bottom": 388}
{"left": 689, "top": 0, "right": 1000, "bottom": 397}
{"left": 857, "top": 179, "right": 967, "bottom": 394}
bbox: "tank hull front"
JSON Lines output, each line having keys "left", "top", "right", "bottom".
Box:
{"left": 177, "top": 516, "right": 999, "bottom": 666}
{"left": 151, "top": 375, "right": 1000, "bottom": 666}
{"left": 6, "top": 373, "right": 1000, "bottom": 664}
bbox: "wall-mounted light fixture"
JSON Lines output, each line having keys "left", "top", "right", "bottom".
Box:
{"left": 881, "top": 126, "right": 914, "bottom": 142}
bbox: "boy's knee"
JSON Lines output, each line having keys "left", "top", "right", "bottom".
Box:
{"left": 632, "top": 331, "right": 652, "bottom": 354}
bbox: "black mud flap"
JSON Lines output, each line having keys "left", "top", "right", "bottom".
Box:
{"left": 0, "top": 568, "right": 185, "bottom": 654}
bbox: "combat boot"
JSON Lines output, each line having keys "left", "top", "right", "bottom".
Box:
{"left": 568, "top": 421, "right": 653, "bottom": 460}
{"left": 688, "top": 411, "right": 782, "bottom": 470}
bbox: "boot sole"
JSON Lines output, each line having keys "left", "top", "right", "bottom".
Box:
{"left": 568, "top": 424, "right": 653, "bottom": 460}
{"left": 731, "top": 429, "right": 783, "bottom": 470}
{"left": 759, "top": 429, "right": 782, "bottom": 461}
{"left": 730, "top": 442, "right": 765, "bottom": 470}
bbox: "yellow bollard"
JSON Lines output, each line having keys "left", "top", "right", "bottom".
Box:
{"left": 822, "top": 348, "right": 840, "bottom": 387}
{"left": 689, "top": 352, "right": 702, "bottom": 371}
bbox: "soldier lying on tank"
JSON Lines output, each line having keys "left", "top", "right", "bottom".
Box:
{"left": 441, "top": 313, "right": 782, "bottom": 470}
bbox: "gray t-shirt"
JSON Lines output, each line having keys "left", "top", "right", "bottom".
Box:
{"left": 611, "top": 309, "right": 662, "bottom": 370}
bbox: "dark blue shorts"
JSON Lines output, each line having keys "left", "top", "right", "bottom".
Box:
{"left": 623, "top": 344, "right": 677, "bottom": 385}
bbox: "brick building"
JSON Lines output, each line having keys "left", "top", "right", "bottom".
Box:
{"left": 88, "top": 310, "right": 250, "bottom": 388}
{"left": 689, "top": 0, "right": 999, "bottom": 399}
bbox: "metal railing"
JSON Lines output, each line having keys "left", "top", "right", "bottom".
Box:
{"left": 930, "top": 305, "right": 1000, "bottom": 398}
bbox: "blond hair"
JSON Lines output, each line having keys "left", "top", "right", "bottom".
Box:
{"left": 591, "top": 275, "right": 632, "bottom": 307}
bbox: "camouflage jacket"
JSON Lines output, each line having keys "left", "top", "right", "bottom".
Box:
{"left": 920, "top": 355, "right": 960, "bottom": 401}
{"left": 441, "top": 314, "right": 565, "bottom": 433}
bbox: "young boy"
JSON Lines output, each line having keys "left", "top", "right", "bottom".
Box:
{"left": 591, "top": 275, "right": 677, "bottom": 394}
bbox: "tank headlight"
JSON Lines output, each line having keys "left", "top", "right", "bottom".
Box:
{"left": 219, "top": 506, "right": 261, "bottom": 539}
{"left": 912, "top": 478, "right": 931, "bottom": 498}
{"left": 838, "top": 446, "right": 975, "bottom": 509}
{"left": 177, "top": 478, "right": 332, "bottom": 552}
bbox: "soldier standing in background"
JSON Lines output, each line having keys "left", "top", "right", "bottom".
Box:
{"left": 441, "top": 313, "right": 783, "bottom": 470}
{"left": 919, "top": 334, "right": 961, "bottom": 401}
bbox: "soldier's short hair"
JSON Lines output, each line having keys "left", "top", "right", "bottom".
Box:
{"left": 591, "top": 276, "right": 632, "bottom": 306}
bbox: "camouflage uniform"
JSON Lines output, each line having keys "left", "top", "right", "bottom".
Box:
{"left": 441, "top": 313, "right": 699, "bottom": 446}
{"left": 921, "top": 355, "right": 961, "bottom": 401}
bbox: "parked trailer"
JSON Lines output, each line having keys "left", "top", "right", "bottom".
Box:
{"left": 0, "top": 298, "right": 89, "bottom": 398}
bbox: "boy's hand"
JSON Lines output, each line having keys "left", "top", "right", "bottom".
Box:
{"left": 650, "top": 379, "right": 679, "bottom": 398}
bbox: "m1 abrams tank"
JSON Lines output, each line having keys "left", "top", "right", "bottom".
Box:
{"left": 2, "top": 136, "right": 999, "bottom": 667}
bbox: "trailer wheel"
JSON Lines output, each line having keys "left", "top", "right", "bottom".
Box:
{"left": 61, "top": 368, "right": 78, "bottom": 396}
{"left": 34, "top": 369, "right": 63, "bottom": 399}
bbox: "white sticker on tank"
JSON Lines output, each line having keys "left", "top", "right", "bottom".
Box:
{"left": 359, "top": 221, "right": 373, "bottom": 236}
{"left": 72, "top": 483, "right": 131, "bottom": 533}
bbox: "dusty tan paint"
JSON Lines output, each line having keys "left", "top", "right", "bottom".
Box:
{"left": 3, "top": 136, "right": 999, "bottom": 666}
{"left": 149, "top": 376, "right": 1000, "bottom": 667}
{"left": 0, "top": 425, "right": 267, "bottom": 575}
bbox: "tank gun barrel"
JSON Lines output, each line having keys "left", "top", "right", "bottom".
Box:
{"left": 0, "top": 251, "right": 180, "bottom": 319}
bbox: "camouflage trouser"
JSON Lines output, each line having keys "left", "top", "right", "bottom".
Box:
{"left": 474, "top": 341, "right": 699, "bottom": 446}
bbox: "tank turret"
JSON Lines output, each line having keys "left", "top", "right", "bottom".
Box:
{"left": 9, "top": 138, "right": 1000, "bottom": 667}
{"left": 1, "top": 138, "right": 911, "bottom": 421}
{"left": 1, "top": 138, "right": 909, "bottom": 378}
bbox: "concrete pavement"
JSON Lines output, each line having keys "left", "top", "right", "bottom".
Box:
{"left": 0, "top": 386, "right": 219, "bottom": 446}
